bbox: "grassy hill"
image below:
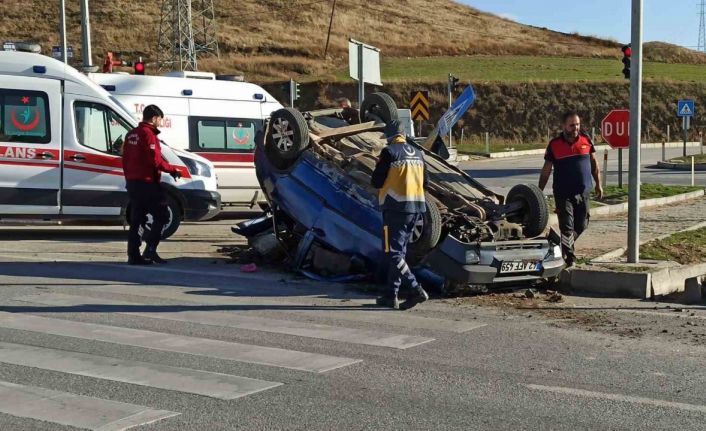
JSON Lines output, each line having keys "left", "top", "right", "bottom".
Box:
{"left": 2, "top": 0, "right": 705, "bottom": 82}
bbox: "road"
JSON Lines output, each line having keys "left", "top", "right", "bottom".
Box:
{"left": 2, "top": 220, "right": 706, "bottom": 429}
{"left": 460, "top": 146, "right": 706, "bottom": 194}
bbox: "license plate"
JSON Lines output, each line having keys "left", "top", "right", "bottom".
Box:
{"left": 500, "top": 261, "right": 540, "bottom": 274}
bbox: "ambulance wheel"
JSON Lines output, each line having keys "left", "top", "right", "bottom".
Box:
{"left": 506, "top": 183, "right": 548, "bottom": 238}
{"left": 265, "top": 108, "right": 310, "bottom": 170}
{"left": 408, "top": 194, "right": 442, "bottom": 264}
{"left": 137, "top": 195, "right": 182, "bottom": 240}
{"left": 360, "top": 92, "right": 398, "bottom": 125}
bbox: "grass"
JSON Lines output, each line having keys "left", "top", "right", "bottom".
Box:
{"left": 333, "top": 56, "right": 706, "bottom": 84}
{"left": 641, "top": 227, "right": 706, "bottom": 264}
{"left": 546, "top": 184, "right": 703, "bottom": 211}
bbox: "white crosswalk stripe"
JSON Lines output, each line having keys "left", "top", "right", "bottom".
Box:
{"left": 0, "top": 312, "right": 361, "bottom": 373}
{"left": 0, "top": 342, "right": 282, "bottom": 400}
{"left": 14, "top": 293, "right": 435, "bottom": 349}
{"left": 0, "top": 380, "right": 180, "bottom": 430}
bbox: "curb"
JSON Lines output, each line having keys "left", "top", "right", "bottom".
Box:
{"left": 456, "top": 141, "right": 703, "bottom": 161}
{"left": 549, "top": 189, "right": 705, "bottom": 228}
{"left": 566, "top": 220, "right": 706, "bottom": 299}
{"left": 656, "top": 161, "right": 706, "bottom": 171}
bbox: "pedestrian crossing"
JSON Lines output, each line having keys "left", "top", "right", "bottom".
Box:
{"left": 0, "top": 285, "right": 486, "bottom": 430}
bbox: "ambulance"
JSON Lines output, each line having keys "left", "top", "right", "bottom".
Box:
{"left": 0, "top": 51, "right": 221, "bottom": 237}
{"left": 88, "top": 71, "right": 284, "bottom": 208}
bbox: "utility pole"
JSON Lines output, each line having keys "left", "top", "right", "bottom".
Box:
{"left": 323, "top": 0, "right": 337, "bottom": 58}
{"left": 699, "top": 0, "right": 706, "bottom": 53}
{"left": 59, "top": 0, "right": 68, "bottom": 64}
{"left": 80, "top": 0, "right": 93, "bottom": 70}
{"left": 627, "top": 0, "right": 643, "bottom": 263}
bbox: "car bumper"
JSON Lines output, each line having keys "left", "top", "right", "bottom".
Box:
{"left": 181, "top": 189, "right": 221, "bottom": 221}
{"left": 425, "top": 236, "right": 565, "bottom": 285}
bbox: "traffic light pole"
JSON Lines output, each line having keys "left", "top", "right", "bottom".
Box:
{"left": 289, "top": 79, "right": 295, "bottom": 108}
{"left": 627, "top": 0, "right": 643, "bottom": 263}
{"left": 59, "top": 0, "right": 68, "bottom": 64}
{"left": 447, "top": 74, "right": 453, "bottom": 147}
{"left": 80, "top": 0, "right": 92, "bottom": 69}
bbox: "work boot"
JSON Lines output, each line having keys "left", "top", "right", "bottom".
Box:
{"left": 400, "top": 286, "right": 429, "bottom": 310}
{"left": 143, "top": 248, "right": 168, "bottom": 264}
{"left": 376, "top": 294, "right": 400, "bottom": 310}
{"left": 128, "top": 255, "right": 152, "bottom": 266}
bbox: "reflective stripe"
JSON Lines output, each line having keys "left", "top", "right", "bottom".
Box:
{"left": 383, "top": 226, "right": 390, "bottom": 253}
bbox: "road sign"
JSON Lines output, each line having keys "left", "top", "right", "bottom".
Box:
{"left": 51, "top": 45, "right": 73, "bottom": 59}
{"left": 601, "top": 109, "right": 630, "bottom": 149}
{"left": 410, "top": 91, "right": 430, "bottom": 121}
{"left": 438, "top": 85, "right": 475, "bottom": 136}
{"left": 677, "top": 99, "right": 695, "bottom": 117}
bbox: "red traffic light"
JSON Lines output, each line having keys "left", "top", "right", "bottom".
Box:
{"left": 621, "top": 45, "right": 631, "bottom": 57}
{"left": 134, "top": 57, "right": 145, "bottom": 75}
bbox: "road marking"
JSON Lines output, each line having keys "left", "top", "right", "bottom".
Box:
{"left": 14, "top": 293, "right": 435, "bottom": 349}
{"left": 0, "top": 312, "right": 361, "bottom": 373}
{"left": 71, "top": 284, "right": 487, "bottom": 333}
{"left": 0, "top": 380, "right": 179, "bottom": 430}
{"left": 0, "top": 342, "right": 281, "bottom": 400}
{"left": 526, "top": 384, "right": 706, "bottom": 414}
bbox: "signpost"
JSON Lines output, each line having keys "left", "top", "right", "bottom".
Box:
{"left": 601, "top": 109, "right": 630, "bottom": 188}
{"left": 348, "top": 39, "right": 381, "bottom": 108}
{"left": 677, "top": 99, "right": 695, "bottom": 157}
{"left": 627, "top": 0, "right": 643, "bottom": 264}
{"left": 422, "top": 85, "right": 476, "bottom": 151}
{"left": 410, "top": 91, "right": 430, "bottom": 136}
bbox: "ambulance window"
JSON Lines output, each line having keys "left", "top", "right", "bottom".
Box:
{"left": 189, "top": 116, "right": 262, "bottom": 153}
{"left": 74, "top": 102, "right": 131, "bottom": 155}
{"left": 0, "top": 89, "right": 51, "bottom": 144}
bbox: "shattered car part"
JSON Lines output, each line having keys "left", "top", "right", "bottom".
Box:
{"left": 237, "top": 93, "right": 564, "bottom": 289}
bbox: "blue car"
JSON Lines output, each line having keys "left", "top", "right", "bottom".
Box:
{"left": 243, "top": 93, "right": 564, "bottom": 291}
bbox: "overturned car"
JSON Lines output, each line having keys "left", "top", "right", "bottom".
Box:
{"left": 236, "top": 93, "right": 564, "bottom": 291}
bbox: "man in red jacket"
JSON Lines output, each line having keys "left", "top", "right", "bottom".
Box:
{"left": 122, "top": 105, "right": 181, "bottom": 265}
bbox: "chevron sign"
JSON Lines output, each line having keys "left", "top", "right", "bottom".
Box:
{"left": 410, "top": 91, "right": 430, "bottom": 121}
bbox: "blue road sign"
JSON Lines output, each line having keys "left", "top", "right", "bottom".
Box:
{"left": 677, "top": 99, "right": 695, "bottom": 117}
{"left": 51, "top": 46, "right": 73, "bottom": 59}
{"left": 438, "top": 85, "right": 476, "bottom": 136}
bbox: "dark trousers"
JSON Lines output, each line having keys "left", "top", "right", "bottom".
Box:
{"left": 382, "top": 211, "right": 422, "bottom": 296}
{"left": 126, "top": 180, "right": 169, "bottom": 258}
{"left": 554, "top": 191, "right": 590, "bottom": 264}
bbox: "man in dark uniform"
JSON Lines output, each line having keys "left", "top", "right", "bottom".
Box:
{"left": 371, "top": 120, "right": 429, "bottom": 310}
{"left": 122, "top": 105, "right": 181, "bottom": 265}
{"left": 539, "top": 111, "right": 603, "bottom": 267}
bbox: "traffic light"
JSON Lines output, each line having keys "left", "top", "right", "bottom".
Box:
{"left": 294, "top": 81, "right": 300, "bottom": 101}
{"left": 449, "top": 74, "right": 460, "bottom": 92}
{"left": 134, "top": 57, "right": 145, "bottom": 75}
{"left": 621, "top": 45, "right": 631, "bottom": 79}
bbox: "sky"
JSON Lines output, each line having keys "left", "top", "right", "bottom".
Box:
{"left": 461, "top": 1, "right": 702, "bottom": 49}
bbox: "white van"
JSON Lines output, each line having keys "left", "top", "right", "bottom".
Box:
{"left": 0, "top": 51, "right": 221, "bottom": 237}
{"left": 88, "top": 72, "right": 283, "bottom": 208}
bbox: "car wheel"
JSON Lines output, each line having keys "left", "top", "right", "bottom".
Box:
{"left": 506, "top": 183, "right": 549, "bottom": 238}
{"left": 138, "top": 194, "right": 182, "bottom": 240}
{"left": 408, "top": 194, "right": 442, "bottom": 263}
{"left": 360, "top": 92, "right": 399, "bottom": 124}
{"left": 265, "top": 108, "right": 310, "bottom": 170}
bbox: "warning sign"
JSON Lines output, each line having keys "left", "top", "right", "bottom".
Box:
{"left": 410, "top": 91, "right": 430, "bottom": 122}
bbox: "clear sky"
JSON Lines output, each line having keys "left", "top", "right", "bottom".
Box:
{"left": 460, "top": 1, "right": 702, "bottom": 49}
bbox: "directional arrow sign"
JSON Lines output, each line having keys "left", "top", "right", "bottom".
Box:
{"left": 410, "top": 91, "right": 430, "bottom": 121}
{"left": 677, "top": 99, "right": 695, "bottom": 117}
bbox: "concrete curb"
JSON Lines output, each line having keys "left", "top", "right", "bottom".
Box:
{"left": 549, "top": 189, "right": 705, "bottom": 228}
{"left": 456, "top": 141, "right": 703, "bottom": 161}
{"left": 656, "top": 161, "right": 706, "bottom": 171}
{"left": 567, "top": 220, "right": 706, "bottom": 299}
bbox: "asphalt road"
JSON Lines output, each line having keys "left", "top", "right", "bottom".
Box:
{"left": 460, "top": 146, "right": 706, "bottom": 195}
{"left": 1, "top": 220, "right": 706, "bottom": 430}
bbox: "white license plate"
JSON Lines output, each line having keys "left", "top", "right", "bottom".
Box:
{"left": 500, "top": 261, "right": 540, "bottom": 274}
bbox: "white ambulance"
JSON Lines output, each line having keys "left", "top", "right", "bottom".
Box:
{"left": 88, "top": 72, "right": 283, "bottom": 208}
{"left": 0, "top": 51, "right": 221, "bottom": 237}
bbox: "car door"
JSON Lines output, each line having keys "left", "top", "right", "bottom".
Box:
{"left": 0, "top": 75, "right": 61, "bottom": 215}
{"left": 61, "top": 98, "right": 131, "bottom": 216}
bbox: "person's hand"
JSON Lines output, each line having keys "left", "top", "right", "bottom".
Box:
{"left": 169, "top": 170, "right": 182, "bottom": 181}
{"left": 594, "top": 184, "right": 604, "bottom": 200}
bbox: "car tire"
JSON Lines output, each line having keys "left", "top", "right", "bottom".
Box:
{"left": 408, "top": 194, "right": 442, "bottom": 263}
{"left": 360, "top": 92, "right": 399, "bottom": 124}
{"left": 138, "top": 194, "right": 182, "bottom": 240}
{"left": 506, "top": 183, "right": 549, "bottom": 238}
{"left": 265, "top": 108, "right": 310, "bottom": 170}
